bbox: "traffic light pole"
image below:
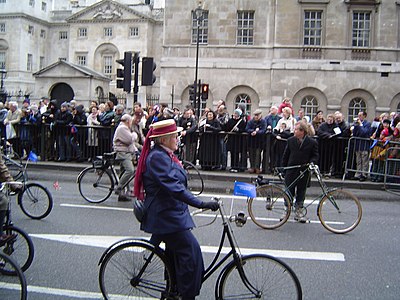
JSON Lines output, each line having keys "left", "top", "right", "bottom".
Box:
{"left": 194, "top": 7, "right": 202, "bottom": 119}
{"left": 133, "top": 52, "right": 139, "bottom": 102}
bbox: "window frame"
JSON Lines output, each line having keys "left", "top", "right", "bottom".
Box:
{"left": 28, "top": 25, "right": 34, "bottom": 35}
{"left": 103, "top": 27, "right": 113, "bottom": 38}
{"left": 27, "top": 53, "right": 33, "bottom": 72}
{"left": 0, "top": 51, "right": 6, "bottom": 69}
{"left": 347, "top": 97, "right": 367, "bottom": 123}
{"left": 300, "top": 95, "right": 319, "bottom": 120}
{"left": 0, "top": 23, "right": 5, "bottom": 33}
{"left": 235, "top": 94, "right": 252, "bottom": 116}
{"left": 39, "top": 56, "right": 45, "bottom": 70}
{"left": 41, "top": 1, "right": 46, "bottom": 12}
{"left": 77, "top": 55, "right": 87, "bottom": 66}
{"left": 191, "top": 10, "right": 208, "bottom": 45}
{"left": 40, "top": 29, "right": 46, "bottom": 38}
{"left": 59, "top": 31, "right": 68, "bottom": 40}
{"left": 29, "top": 0, "right": 35, "bottom": 7}
{"left": 129, "top": 26, "right": 139, "bottom": 38}
{"left": 351, "top": 10, "right": 372, "bottom": 48}
{"left": 237, "top": 10, "right": 255, "bottom": 46}
{"left": 103, "top": 55, "right": 113, "bottom": 75}
{"left": 303, "top": 10, "right": 323, "bottom": 46}
{"left": 78, "top": 27, "right": 87, "bottom": 38}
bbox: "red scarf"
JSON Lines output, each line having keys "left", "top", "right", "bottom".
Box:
{"left": 133, "top": 128, "right": 153, "bottom": 201}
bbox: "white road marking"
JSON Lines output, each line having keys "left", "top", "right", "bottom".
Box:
{"left": 30, "top": 234, "right": 345, "bottom": 262}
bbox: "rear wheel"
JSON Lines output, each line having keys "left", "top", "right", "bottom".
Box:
{"left": 318, "top": 189, "right": 362, "bottom": 234}
{"left": 0, "top": 252, "right": 27, "bottom": 300}
{"left": 78, "top": 167, "right": 114, "bottom": 203}
{"left": 99, "top": 240, "right": 174, "bottom": 299}
{"left": 218, "top": 254, "right": 302, "bottom": 299}
{"left": 1, "top": 225, "right": 34, "bottom": 275}
{"left": 18, "top": 182, "right": 53, "bottom": 219}
{"left": 248, "top": 185, "right": 291, "bottom": 229}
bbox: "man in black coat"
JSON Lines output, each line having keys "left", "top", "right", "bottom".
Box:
{"left": 282, "top": 121, "right": 319, "bottom": 222}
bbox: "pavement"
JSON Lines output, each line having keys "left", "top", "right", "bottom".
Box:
{"left": 27, "top": 160, "right": 400, "bottom": 201}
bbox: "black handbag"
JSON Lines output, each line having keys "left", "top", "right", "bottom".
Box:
{"left": 133, "top": 199, "right": 146, "bottom": 223}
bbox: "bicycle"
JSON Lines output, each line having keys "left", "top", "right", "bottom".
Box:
{"left": 248, "top": 163, "right": 363, "bottom": 234}
{"left": 98, "top": 197, "right": 302, "bottom": 299}
{"left": 0, "top": 252, "right": 28, "bottom": 300}
{"left": 177, "top": 137, "right": 204, "bottom": 195}
{"left": 0, "top": 182, "right": 35, "bottom": 275}
{"left": 0, "top": 152, "right": 53, "bottom": 220}
{"left": 1, "top": 139, "right": 23, "bottom": 181}
{"left": 77, "top": 152, "right": 136, "bottom": 203}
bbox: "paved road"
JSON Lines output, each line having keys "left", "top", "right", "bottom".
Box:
{"left": 7, "top": 169, "right": 400, "bottom": 299}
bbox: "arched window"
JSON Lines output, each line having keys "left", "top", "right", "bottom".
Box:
{"left": 397, "top": 102, "right": 400, "bottom": 114}
{"left": 235, "top": 93, "right": 251, "bottom": 115}
{"left": 300, "top": 95, "right": 319, "bottom": 119}
{"left": 348, "top": 97, "right": 367, "bottom": 123}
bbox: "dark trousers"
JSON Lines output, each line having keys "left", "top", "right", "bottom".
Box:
{"left": 284, "top": 170, "right": 310, "bottom": 208}
{"left": 150, "top": 230, "right": 204, "bottom": 299}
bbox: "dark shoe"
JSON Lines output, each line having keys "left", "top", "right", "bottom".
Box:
{"left": 114, "top": 188, "right": 122, "bottom": 195}
{"left": 118, "top": 194, "right": 133, "bottom": 202}
{"left": 359, "top": 176, "right": 366, "bottom": 182}
{"left": 294, "top": 207, "right": 307, "bottom": 223}
{"left": 0, "top": 233, "right": 17, "bottom": 246}
{"left": 76, "top": 157, "right": 85, "bottom": 162}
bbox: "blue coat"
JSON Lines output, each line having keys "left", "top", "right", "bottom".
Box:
{"left": 141, "top": 145, "right": 203, "bottom": 235}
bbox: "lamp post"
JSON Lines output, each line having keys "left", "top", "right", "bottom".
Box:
{"left": 193, "top": 1, "right": 204, "bottom": 118}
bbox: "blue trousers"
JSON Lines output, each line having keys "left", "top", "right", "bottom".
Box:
{"left": 151, "top": 230, "right": 204, "bottom": 299}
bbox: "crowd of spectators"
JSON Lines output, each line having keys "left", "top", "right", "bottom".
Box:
{"left": 1, "top": 96, "right": 399, "bottom": 182}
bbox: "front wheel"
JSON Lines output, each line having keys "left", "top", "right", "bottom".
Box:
{"left": 183, "top": 161, "right": 204, "bottom": 196}
{"left": 18, "top": 182, "right": 53, "bottom": 219}
{"left": 248, "top": 185, "right": 292, "bottom": 229}
{"left": 78, "top": 167, "right": 114, "bottom": 203}
{"left": 99, "top": 240, "right": 174, "bottom": 299}
{"left": 318, "top": 189, "right": 362, "bottom": 234}
{"left": 218, "top": 254, "right": 302, "bottom": 299}
{"left": 1, "top": 226, "right": 34, "bottom": 275}
{"left": 0, "top": 252, "right": 27, "bottom": 300}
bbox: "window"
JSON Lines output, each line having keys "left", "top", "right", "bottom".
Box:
{"left": 77, "top": 55, "right": 86, "bottom": 66}
{"left": 27, "top": 54, "right": 33, "bottom": 71}
{"left": 59, "top": 31, "right": 68, "bottom": 40}
{"left": 0, "top": 23, "right": 5, "bottom": 33}
{"left": 28, "top": 25, "right": 34, "bottom": 35}
{"left": 41, "top": 1, "right": 46, "bottom": 12}
{"left": 0, "top": 0, "right": 6, "bottom": 3}
{"left": 0, "top": 52, "right": 5, "bottom": 69}
{"left": 29, "top": 0, "right": 35, "bottom": 7}
{"left": 103, "top": 55, "right": 113, "bottom": 74}
{"left": 59, "top": 57, "right": 67, "bottom": 61}
{"left": 40, "top": 29, "right": 46, "bottom": 38}
{"left": 192, "top": 10, "right": 208, "bottom": 44}
{"left": 235, "top": 94, "right": 252, "bottom": 116}
{"left": 39, "top": 56, "right": 45, "bottom": 70}
{"left": 78, "top": 28, "right": 87, "bottom": 38}
{"left": 237, "top": 11, "right": 254, "bottom": 45}
{"left": 348, "top": 97, "right": 367, "bottom": 123}
{"left": 397, "top": 102, "right": 400, "bottom": 114}
{"left": 129, "top": 27, "right": 139, "bottom": 38}
{"left": 352, "top": 11, "right": 371, "bottom": 47}
{"left": 300, "top": 96, "right": 319, "bottom": 120}
{"left": 104, "top": 27, "right": 113, "bottom": 37}
{"left": 304, "top": 10, "right": 322, "bottom": 46}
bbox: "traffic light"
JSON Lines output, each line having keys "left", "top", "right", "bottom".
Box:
{"left": 116, "top": 52, "right": 132, "bottom": 92}
{"left": 189, "top": 84, "right": 196, "bottom": 101}
{"left": 141, "top": 57, "right": 156, "bottom": 86}
{"left": 201, "top": 83, "right": 209, "bottom": 100}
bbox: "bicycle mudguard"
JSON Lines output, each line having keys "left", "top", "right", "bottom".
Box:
{"left": 98, "top": 238, "right": 153, "bottom": 265}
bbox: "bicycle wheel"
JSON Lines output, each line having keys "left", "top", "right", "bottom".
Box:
{"left": 78, "top": 167, "right": 114, "bottom": 203}
{"left": 1, "top": 225, "right": 34, "bottom": 275}
{"left": 0, "top": 252, "right": 27, "bottom": 300}
{"left": 318, "top": 189, "right": 362, "bottom": 234}
{"left": 218, "top": 254, "right": 302, "bottom": 300}
{"left": 99, "top": 240, "right": 174, "bottom": 299}
{"left": 183, "top": 161, "right": 204, "bottom": 196}
{"left": 248, "top": 185, "right": 291, "bottom": 229}
{"left": 18, "top": 182, "right": 53, "bottom": 219}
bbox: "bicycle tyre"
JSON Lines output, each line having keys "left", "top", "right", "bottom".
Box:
{"left": 318, "top": 189, "right": 362, "bottom": 234}
{"left": 18, "top": 182, "right": 53, "bottom": 219}
{"left": 248, "top": 185, "right": 292, "bottom": 229}
{"left": 183, "top": 161, "right": 204, "bottom": 196}
{"left": 0, "top": 252, "right": 27, "bottom": 300}
{"left": 1, "top": 225, "right": 34, "bottom": 275}
{"left": 218, "top": 254, "right": 302, "bottom": 300}
{"left": 78, "top": 167, "right": 114, "bottom": 203}
{"left": 99, "top": 240, "right": 174, "bottom": 299}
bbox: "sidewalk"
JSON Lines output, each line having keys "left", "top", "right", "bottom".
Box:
{"left": 28, "top": 160, "right": 400, "bottom": 201}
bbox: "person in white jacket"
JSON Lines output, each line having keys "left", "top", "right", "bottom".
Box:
{"left": 112, "top": 114, "right": 138, "bottom": 197}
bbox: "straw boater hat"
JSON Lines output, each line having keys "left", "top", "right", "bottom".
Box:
{"left": 149, "top": 119, "right": 183, "bottom": 138}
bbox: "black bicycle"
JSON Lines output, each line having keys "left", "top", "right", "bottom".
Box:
{"left": 98, "top": 198, "right": 302, "bottom": 299}
{"left": 0, "top": 182, "right": 35, "bottom": 275}
{"left": 0, "top": 252, "right": 27, "bottom": 300}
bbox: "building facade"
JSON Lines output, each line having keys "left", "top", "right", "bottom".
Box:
{"left": 0, "top": 0, "right": 399, "bottom": 122}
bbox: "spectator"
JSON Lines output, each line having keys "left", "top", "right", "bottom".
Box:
{"left": 265, "top": 106, "right": 281, "bottom": 130}
{"left": 302, "top": 116, "right": 315, "bottom": 136}
{"left": 19, "top": 109, "right": 32, "bottom": 159}
{"left": 331, "top": 112, "right": 350, "bottom": 177}
{"left": 198, "top": 110, "right": 221, "bottom": 170}
{"left": 317, "top": 114, "right": 336, "bottom": 176}
{"left": 246, "top": 109, "right": 266, "bottom": 174}
{"left": 272, "top": 121, "right": 292, "bottom": 168}
{"left": 295, "top": 109, "right": 305, "bottom": 121}
{"left": 71, "top": 104, "right": 87, "bottom": 162}
{"left": 263, "top": 106, "right": 281, "bottom": 174}
{"left": 54, "top": 102, "right": 73, "bottom": 161}
{"left": 177, "top": 108, "right": 198, "bottom": 164}
{"left": 27, "top": 103, "right": 42, "bottom": 155}
{"left": 163, "top": 107, "right": 175, "bottom": 120}
{"left": 41, "top": 100, "right": 58, "bottom": 160}
{"left": 87, "top": 106, "right": 100, "bottom": 160}
{"left": 0, "top": 102, "right": 8, "bottom": 142}
{"left": 226, "top": 108, "right": 246, "bottom": 172}
{"left": 113, "top": 104, "right": 125, "bottom": 126}
{"left": 216, "top": 105, "right": 230, "bottom": 170}
{"left": 97, "top": 101, "right": 115, "bottom": 153}
{"left": 370, "top": 118, "right": 393, "bottom": 182}
{"left": 278, "top": 97, "right": 294, "bottom": 116}
{"left": 312, "top": 110, "right": 325, "bottom": 133}
{"left": 131, "top": 111, "right": 145, "bottom": 153}
{"left": 4, "top": 101, "right": 21, "bottom": 151}
{"left": 39, "top": 97, "right": 49, "bottom": 114}
{"left": 274, "top": 107, "right": 296, "bottom": 133}
{"left": 351, "top": 111, "right": 372, "bottom": 181}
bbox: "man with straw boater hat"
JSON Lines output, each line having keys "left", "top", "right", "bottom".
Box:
{"left": 134, "top": 119, "right": 219, "bottom": 300}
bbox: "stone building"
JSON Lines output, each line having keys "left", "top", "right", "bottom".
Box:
{"left": 0, "top": 0, "right": 399, "bottom": 122}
